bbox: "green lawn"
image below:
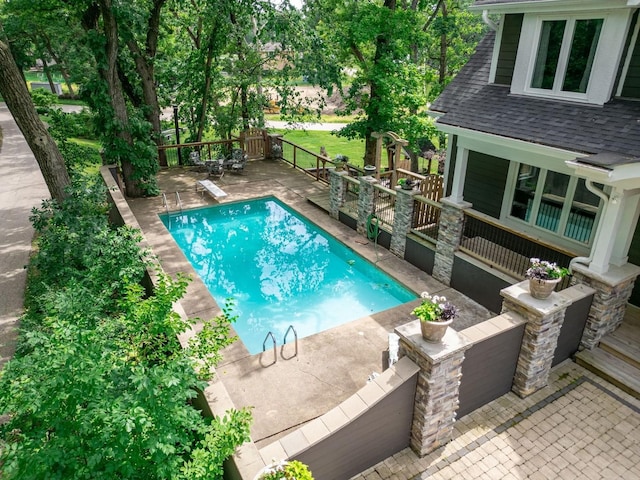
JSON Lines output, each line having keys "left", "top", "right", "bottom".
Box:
{"left": 274, "top": 129, "right": 365, "bottom": 166}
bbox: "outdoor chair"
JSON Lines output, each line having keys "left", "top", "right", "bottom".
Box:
{"left": 223, "top": 148, "right": 248, "bottom": 173}
{"left": 206, "top": 159, "right": 224, "bottom": 178}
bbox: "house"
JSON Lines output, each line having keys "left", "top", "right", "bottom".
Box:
{"left": 428, "top": 0, "right": 640, "bottom": 353}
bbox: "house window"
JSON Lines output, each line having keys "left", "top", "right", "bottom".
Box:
{"left": 530, "top": 18, "right": 604, "bottom": 94}
{"left": 509, "top": 164, "right": 601, "bottom": 245}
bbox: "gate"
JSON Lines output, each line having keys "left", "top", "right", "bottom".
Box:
{"left": 240, "top": 128, "right": 266, "bottom": 160}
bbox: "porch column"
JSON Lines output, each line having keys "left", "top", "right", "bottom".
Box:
{"left": 571, "top": 263, "right": 640, "bottom": 349}
{"left": 449, "top": 146, "right": 468, "bottom": 204}
{"left": 611, "top": 191, "right": 640, "bottom": 267}
{"left": 357, "top": 176, "right": 378, "bottom": 236}
{"left": 501, "top": 281, "right": 571, "bottom": 397}
{"left": 390, "top": 186, "right": 417, "bottom": 257}
{"left": 432, "top": 197, "right": 471, "bottom": 286}
{"left": 329, "top": 169, "right": 348, "bottom": 220}
{"left": 395, "top": 321, "right": 471, "bottom": 456}
{"left": 589, "top": 186, "right": 630, "bottom": 274}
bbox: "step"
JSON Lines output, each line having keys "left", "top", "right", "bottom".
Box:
{"left": 600, "top": 326, "right": 640, "bottom": 370}
{"left": 575, "top": 348, "right": 640, "bottom": 400}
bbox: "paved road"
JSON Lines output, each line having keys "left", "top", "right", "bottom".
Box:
{"left": 0, "top": 103, "right": 49, "bottom": 368}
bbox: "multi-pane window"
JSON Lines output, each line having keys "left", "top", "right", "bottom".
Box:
{"left": 510, "top": 164, "right": 601, "bottom": 244}
{"left": 531, "top": 18, "right": 604, "bottom": 94}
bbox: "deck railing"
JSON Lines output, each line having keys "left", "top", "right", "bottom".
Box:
{"left": 461, "top": 209, "right": 575, "bottom": 289}
{"left": 411, "top": 195, "right": 441, "bottom": 243}
{"left": 280, "top": 139, "right": 334, "bottom": 183}
{"left": 342, "top": 175, "right": 360, "bottom": 216}
{"left": 158, "top": 139, "right": 239, "bottom": 167}
{"left": 373, "top": 184, "right": 397, "bottom": 229}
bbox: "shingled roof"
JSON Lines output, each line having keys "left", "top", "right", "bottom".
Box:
{"left": 430, "top": 32, "right": 640, "bottom": 165}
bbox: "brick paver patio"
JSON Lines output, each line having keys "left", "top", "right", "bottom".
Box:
{"left": 351, "top": 361, "right": 640, "bottom": 480}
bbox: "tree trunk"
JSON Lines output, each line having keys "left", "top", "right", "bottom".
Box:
{"left": 99, "top": 0, "right": 143, "bottom": 198}
{"left": 0, "top": 40, "right": 70, "bottom": 203}
{"left": 195, "top": 34, "right": 215, "bottom": 143}
{"left": 42, "top": 59, "right": 57, "bottom": 94}
{"left": 125, "top": 0, "right": 166, "bottom": 162}
{"left": 439, "top": 1, "right": 448, "bottom": 86}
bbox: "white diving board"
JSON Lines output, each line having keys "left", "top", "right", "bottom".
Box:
{"left": 196, "top": 179, "right": 228, "bottom": 200}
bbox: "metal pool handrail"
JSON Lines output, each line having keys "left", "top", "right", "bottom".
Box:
{"left": 263, "top": 331, "right": 277, "bottom": 364}
{"left": 283, "top": 325, "right": 298, "bottom": 359}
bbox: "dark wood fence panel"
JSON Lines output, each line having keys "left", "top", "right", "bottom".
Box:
{"left": 553, "top": 291, "right": 594, "bottom": 366}
{"left": 295, "top": 374, "right": 417, "bottom": 480}
{"left": 451, "top": 255, "right": 512, "bottom": 314}
{"left": 458, "top": 322, "right": 526, "bottom": 418}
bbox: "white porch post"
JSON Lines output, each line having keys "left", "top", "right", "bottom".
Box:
{"left": 610, "top": 191, "right": 640, "bottom": 267}
{"left": 449, "top": 147, "right": 469, "bottom": 204}
{"left": 590, "top": 186, "right": 630, "bottom": 274}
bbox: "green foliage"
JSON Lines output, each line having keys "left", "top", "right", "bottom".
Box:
{"left": 29, "top": 88, "right": 58, "bottom": 113}
{"left": 1, "top": 182, "right": 251, "bottom": 479}
{"left": 258, "top": 460, "right": 315, "bottom": 480}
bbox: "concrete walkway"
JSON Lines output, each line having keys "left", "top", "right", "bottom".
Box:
{"left": 0, "top": 103, "right": 49, "bottom": 368}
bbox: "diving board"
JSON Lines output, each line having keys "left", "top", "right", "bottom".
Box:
{"left": 196, "top": 179, "right": 228, "bottom": 200}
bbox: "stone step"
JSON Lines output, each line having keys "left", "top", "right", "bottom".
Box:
{"left": 575, "top": 348, "right": 640, "bottom": 400}
{"left": 599, "top": 325, "right": 640, "bottom": 370}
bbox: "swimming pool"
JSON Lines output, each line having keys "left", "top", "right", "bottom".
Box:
{"left": 160, "top": 197, "right": 416, "bottom": 354}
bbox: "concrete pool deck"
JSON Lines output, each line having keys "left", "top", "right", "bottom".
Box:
{"left": 125, "top": 159, "right": 494, "bottom": 448}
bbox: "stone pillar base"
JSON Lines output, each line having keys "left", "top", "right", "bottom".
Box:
{"left": 571, "top": 263, "right": 640, "bottom": 349}
{"left": 395, "top": 320, "right": 471, "bottom": 456}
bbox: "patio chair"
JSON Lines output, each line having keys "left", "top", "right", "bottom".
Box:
{"left": 206, "top": 159, "right": 225, "bottom": 178}
{"left": 224, "top": 148, "right": 248, "bottom": 174}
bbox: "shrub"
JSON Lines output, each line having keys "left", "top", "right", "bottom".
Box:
{"left": 0, "top": 182, "right": 251, "bottom": 479}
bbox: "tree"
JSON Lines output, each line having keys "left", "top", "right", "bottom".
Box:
{"left": 304, "top": 0, "right": 484, "bottom": 168}
{"left": 0, "top": 38, "right": 70, "bottom": 203}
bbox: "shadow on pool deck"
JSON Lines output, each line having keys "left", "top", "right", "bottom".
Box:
{"left": 126, "top": 159, "right": 494, "bottom": 448}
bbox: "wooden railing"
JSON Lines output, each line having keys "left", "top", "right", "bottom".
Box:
{"left": 158, "top": 139, "right": 240, "bottom": 167}
{"left": 461, "top": 209, "right": 576, "bottom": 288}
{"left": 280, "top": 139, "right": 335, "bottom": 183}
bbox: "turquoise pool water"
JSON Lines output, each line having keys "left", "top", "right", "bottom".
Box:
{"left": 160, "top": 197, "right": 416, "bottom": 354}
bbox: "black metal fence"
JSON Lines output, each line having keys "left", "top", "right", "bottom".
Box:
{"left": 461, "top": 210, "right": 575, "bottom": 289}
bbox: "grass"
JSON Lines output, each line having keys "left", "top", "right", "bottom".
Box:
{"left": 264, "top": 113, "right": 358, "bottom": 124}
{"left": 274, "top": 129, "right": 365, "bottom": 166}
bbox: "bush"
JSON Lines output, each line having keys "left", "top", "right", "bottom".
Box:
{"left": 0, "top": 182, "right": 251, "bottom": 479}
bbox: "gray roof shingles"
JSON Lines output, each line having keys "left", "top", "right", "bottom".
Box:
{"left": 431, "top": 31, "right": 640, "bottom": 164}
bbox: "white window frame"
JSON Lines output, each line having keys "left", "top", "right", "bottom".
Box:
{"left": 503, "top": 162, "right": 603, "bottom": 251}
{"left": 510, "top": 10, "right": 631, "bottom": 105}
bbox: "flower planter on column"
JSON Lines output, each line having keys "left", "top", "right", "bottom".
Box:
{"left": 528, "top": 277, "right": 562, "bottom": 299}
{"left": 420, "top": 318, "right": 454, "bottom": 343}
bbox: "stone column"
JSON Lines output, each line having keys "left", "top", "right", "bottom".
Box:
{"left": 357, "top": 176, "right": 378, "bottom": 236}
{"left": 329, "top": 169, "right": 348, "bottom": 220}
{"left": 395, "top": 321, "right": 471, "bottom": 456}
{"left": 390, "top": 186, "right": 417, "bottom": 257}
{"left": 432, "top": 197, "right": 471, "bottom": 286}
{"left": 501, "top": 281, "right": 571, "bottom": 398}
{"left": 571, "top": 263, "right": 640, "bottom": 349}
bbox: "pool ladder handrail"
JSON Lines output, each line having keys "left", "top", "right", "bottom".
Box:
{"left": 262, "top": 331, "right": 277, "bottom": 365}
{"left": 283, "top": 325, "right": 298, "bottom": 360}
{"left": 161, "top": 192, "right": 183, "bottom": 214}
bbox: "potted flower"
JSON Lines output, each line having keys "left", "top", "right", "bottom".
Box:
{"left": 525, "top": 258, "right": 570, "bottom": 299}
{"left": 334, "top": 154, "right": 349, "bottom": 171}
{"left": 397, "top": 178, "right": 416, "bottom": 190}
{"left": 412, "top": 292, "right": 458, "bottom": 343}
{"left": 254, "top": 459, "right": 314, "bottom": 480}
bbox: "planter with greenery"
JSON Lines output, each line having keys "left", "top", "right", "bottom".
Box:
{"left": 412, "top": 292, "right": 458, "bottom": 343}
{"left": 397, "top": 178, "right": 416, "bottom": 190}
{"left": 254, "top": 460, "right": 314, "bottom": 480}
{"left": 525, "top": 258, "right": 570, "bottom": 299}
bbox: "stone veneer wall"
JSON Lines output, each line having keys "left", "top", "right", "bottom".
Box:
{"left": 357, "top": 176, "right": 377, "bottom": 236}
{"left": 390, "top": 187, "right": 417, "bottom": 257}
{"left": 501, "top": 281, "right": 572, "bottom": 397}
{"left": 432, "top": 198, "right": 470, "bottom": 286}
{"left": 571, "top": 263, "right": 640, "bottom": 349}
{"left": 395, "top": 322, "right": 470, "bottom": 456}
{"left": 328, "top": 169, "right": 347, "bottom": 220}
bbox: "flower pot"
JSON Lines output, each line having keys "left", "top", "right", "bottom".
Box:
{"left": 420, "top": 318, "right": 453, "bottom": 343}
{"left": 528, "top": 277, "right": 562, "bottom": 299}
{"left": 400, "top": 182, "right": 413, "bottom": 190}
